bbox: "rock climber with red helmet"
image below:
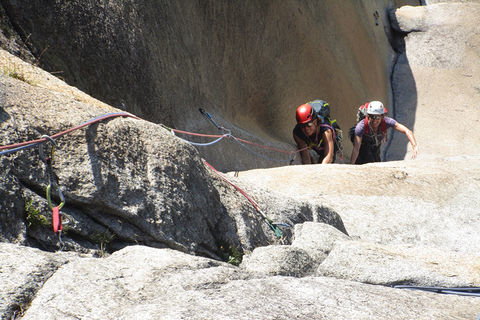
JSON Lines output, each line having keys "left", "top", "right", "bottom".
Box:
{"left": 293, "top": 101, "right": 335, "bottom": 164}
{"left": 350, "top": 101, "right": 418, "bottom": 164}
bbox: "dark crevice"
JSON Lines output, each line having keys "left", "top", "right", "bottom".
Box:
{"left": 382, "top": 9, "right": 409, "bottom": 160}
{"left": 56, "top": 198, "right": 189, "bottom": 254}
{"left": 0, "top": 1, "right": 37, "bottom": 61}
{"left": 16, "top": 176, "right": 182, "bottom": 254}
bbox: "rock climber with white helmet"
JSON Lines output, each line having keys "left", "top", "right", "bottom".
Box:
{"left": 350, "top": 101, "right": 418, "bottom": 164}
{"left": 293, "top": 100, "right": 336, "bottom": 164}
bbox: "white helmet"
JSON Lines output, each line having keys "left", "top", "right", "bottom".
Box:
{"left": 367, "top": 101, "right": 386, "bottom": 115}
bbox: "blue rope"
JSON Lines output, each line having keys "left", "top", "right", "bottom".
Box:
{"left": 229, "top": 136, "right": 292, "bottom": 163}
{"left": 175, "top": 134, "right": 229, "bottom": 147}
{"left": 0, "top": 142, "right": 42, "bottom": 156}
{"left": 394, "top": 285, "right": 480, "bottom": 297}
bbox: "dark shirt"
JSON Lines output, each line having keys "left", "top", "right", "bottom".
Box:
{"left": 353, "top": 116, "right": 397, "bottom": 164}
{"left": 293, "top": 123, "right": 333, "bottom": 158}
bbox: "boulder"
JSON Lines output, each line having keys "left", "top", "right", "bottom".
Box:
{"left": 390, "top": 5, "right": 428, "bottom": 32}
{"left": 14, "top": 245, "right": 479, "bottom": 320}
{"left": 291, "top": 221, "right": 350, "bottom": 263}
{"left": 241, "top": 245, "right": 315, "bottom": 277}
{"left": 232, "top": 158, "right": 480, "bottom": 255}
{"left": 317, "top": 240, "right": 480, "bottom": 287}
{"left": 0, "top": 243, "right": 78, "bottom": 319}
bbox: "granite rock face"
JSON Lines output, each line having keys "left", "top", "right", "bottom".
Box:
{"left": 0, "top": 50, "right": 345, "bottom": 258}
{"left": 1, "top": 1, "right": 480, "bottom": 320}
{"left": 387, "top": 2, "right": 480, "bottom": 161}
{"left": 0, "top": 0, "right": 421, "bottom": 170}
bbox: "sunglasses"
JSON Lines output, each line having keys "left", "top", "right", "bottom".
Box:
{"left": 300, "top": 121, "right": 315, "bottom": 128}
{"left": 368, "top": 115, "right": 384, "bottom": 120}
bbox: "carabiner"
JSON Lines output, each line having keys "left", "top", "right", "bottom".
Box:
{"left": 46, "top": 183, "right": 65, "bottom": 210}
{"left": 38, "top": 135, "right": 57, "bottom": 163}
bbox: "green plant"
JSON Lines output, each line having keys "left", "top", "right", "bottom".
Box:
{"left": 2, "top": 62, "right": 33, "bottom": 85}
{"left": 219, "top": 244, "right": 243, "bottom": 266}
{"left": 25, "top": 199, "right": 49, "bottom": 228}
{"left": 91, "top": 230, "right": 115, "bottom": 257}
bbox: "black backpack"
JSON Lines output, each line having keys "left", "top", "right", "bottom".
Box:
{"left": 308, "top": 100, "right": 344, "bottom": 159}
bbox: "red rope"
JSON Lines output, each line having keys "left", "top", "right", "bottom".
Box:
{"left": 1, "top": 113, "right": 309, "bottom": 160}
{"left": 0, "top": 112, "right": 139, "bottom": 151}
{"left": 203, "top": 160, "right": 261, "bottom": 212}
{"left": 171, "top": 128, "right": 308, "bottom": 155}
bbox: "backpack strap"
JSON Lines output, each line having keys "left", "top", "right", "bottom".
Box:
{"left": 380, "top": 118, "right": 387, "bottom": 135}
{"left": 319, "top": 123, "right": 336, "bottom": 141}
{"left": 363, "top": 117, "right": 370, "bottom": 134}
{"left": 316, "top": 123, "right": 338, "bottom": 152}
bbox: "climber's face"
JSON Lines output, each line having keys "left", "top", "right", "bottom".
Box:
{"left": 300, "top": 119, "right": 317, "bottom": 136}
{"left": 368, "top": 114, "right": 383, "bottom": 128}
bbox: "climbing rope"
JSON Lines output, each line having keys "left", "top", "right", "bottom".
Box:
{"left": 0, "top": 112, "right": 139, "bottom": 155}
{"left": 161, "top": 125, "right": 308, "bottom": 164}
{"left": 203, "top": 160, "right": 290, "bottom": 238}
{"left": 169, "top": 128, "right": 299, "bottom": 164}
{"left": 175, "top": 133, "right": 231, "bottom": 147}
{"left": 229, "top": 135, "right": 297, "bottom": 164}
{"left": 198, "top": 108, "right": 231, "bottom": 134}
{"left": 393, "top": 285, "right": 480, "bottom": 297}
{"left": 2, "top": 109, "right": 295, "bottom": 239}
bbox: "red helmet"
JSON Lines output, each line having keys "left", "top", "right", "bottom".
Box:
{"left": 296, "top": 104, "right": 316, "bottom": 124}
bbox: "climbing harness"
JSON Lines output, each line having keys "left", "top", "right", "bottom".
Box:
{"left": 393, "top": 285, "right": 480, "bottom": 297}
{"left": 203, "top": 160, "right": 291, "bottom": 238}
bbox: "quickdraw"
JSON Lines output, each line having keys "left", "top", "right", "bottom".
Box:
{"left": 0, "top": 112, "right": 139, "bottom": 250}
{"left": 38, "top": 135, "right": 65, "bottom": 242}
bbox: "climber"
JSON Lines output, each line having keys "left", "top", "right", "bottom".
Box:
{"left": 350, "top": 101, "right": 418, "bottom": 164}
{"left": 293, "top": 101, "right": 335, "bottom": 164}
